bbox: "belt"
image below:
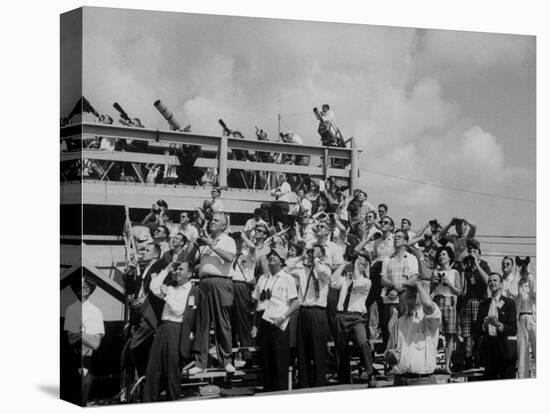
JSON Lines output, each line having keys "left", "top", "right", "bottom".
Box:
{"left": 201, "top": 275, "right": 230, "bottom": 280}
{"left": 301, "top": 305, "right": 326, "bottom": 311}
{"left": 396, "top": 373, "right": 433, "bottom": 379}
{"left": 435, "top": 295, "right": 456, "bottom": 306}
{"left": 232, "top": 280, "right": 249, "bottom": 285}
{"left": 519, "top": 312, "right": 533, "bottom": 316}
{"left": 337, "top": 311, "right": 365, "bottom": 316}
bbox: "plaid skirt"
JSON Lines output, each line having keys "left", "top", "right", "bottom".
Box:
{"left": 459, "top": 298, "right": 480, "bottom": 338}
{"left": 435, "top": 296, "right": 458, "bottom": 335}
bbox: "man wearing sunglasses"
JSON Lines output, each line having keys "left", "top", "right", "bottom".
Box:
{"left": 169, "top": 211, "right": 199, "bottom": 244}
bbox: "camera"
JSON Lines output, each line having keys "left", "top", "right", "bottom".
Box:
{"left": 437, "top": 271, "right": 447, "bottom": 285}
{"left": 463, "top": 255, "right": 477, "bottom": 272}
{"left": 259, "top": 289, "right": 272, "bottom": 301}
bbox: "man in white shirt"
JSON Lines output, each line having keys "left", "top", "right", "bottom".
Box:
{"left": 380, "top": 229, "right": 419, "bottom": 348}
{"left": 296, "top": 245, "right": 332, "bottom": 388}
{"left": 64, "top": 277, "right": 105, "bottom": 406}
{"left": 143, "top": 261, "right": 199, "bottom": 401}
{"left": 252, "top": 247, "right": 299, "bottom": 391}
{"left": 189, "top": 212, "right": 237, "bottom": 375}
{"left": 261, "top": 173, "right": 295, "bottom": 226}
{"left": 385, "top": 281, "right": 441, "bottom": 386}
{"left": 209, "top": 187, "right": 225, "bottom": 213}
{"left": 169, "top": 211, "right": 199, "bottom": 243}
{"left": 243, "top": 208, "right": 269, "bottom": 238}
{"left": 331, "top": 253, "right": 376, "bottom": 386}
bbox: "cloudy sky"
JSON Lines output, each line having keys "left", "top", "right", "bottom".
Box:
{"left": 64, "top": 7, "right": 536, "bottom": 266}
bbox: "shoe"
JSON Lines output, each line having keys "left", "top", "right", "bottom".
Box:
{"left": 188, "top": 367, "right": 206, "bottom": 376}
{"left": 225, "top": 363, "right": 236, "bottom": 374}
{"left": 367, "top": 376, "right": 377, "bottom": 388}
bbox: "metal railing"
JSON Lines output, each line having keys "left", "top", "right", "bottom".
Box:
{"left": 60, "top": 123, "right": 360, "bottom": 191}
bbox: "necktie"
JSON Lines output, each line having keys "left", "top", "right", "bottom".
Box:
{"left": 343, "top": 281, "right": 354, "bottom": 312}
{"left": 304, "top": 268, "right": 320, "bottom": 299}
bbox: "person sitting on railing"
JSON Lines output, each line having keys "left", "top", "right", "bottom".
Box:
{"left": 209, "top": 187, "right": 225, "bottom": 213}
{"left": 261, "top": 173, "right": 298, "bottom": 227}
{"left": 255, "top": 126, "right": 274, "bottom": 163}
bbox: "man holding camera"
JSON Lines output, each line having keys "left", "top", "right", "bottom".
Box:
{"left": 189, "top": 212, "right": 237, "bottom": 375}
{"left": 252, "top": 247, "right": 299, "bottom": 391}
{"left": 385, "top": 281, "right": 441, "bottom": 386}
{"left": 296, "top": 244, "right": 332, "bottom": 388}
{"left": 459, "top": 239, "right": 491, "bottom": 369}
{"left": 475, "top": 272, "right": 517, "bottom": 379}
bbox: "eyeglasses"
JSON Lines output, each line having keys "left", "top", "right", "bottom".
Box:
{"left": 502, "top": 262, "right": 512, "bottom": 267}
{"left": 382, "top": 221, "right": 391, "bottom": 225}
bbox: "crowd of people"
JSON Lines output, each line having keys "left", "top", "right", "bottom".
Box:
{"left": 62, "top": 100, "right": 535, "bottom": 404}
{"left": 64, "top": 174, "right": 537, "bottom": 405}
{"left": 62, "top": 100, "right": 347, "bottom": 189}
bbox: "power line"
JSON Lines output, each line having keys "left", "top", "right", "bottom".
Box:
{"left": 480, "top": 241, "right": 536, "bottom": 246}
{"left": 477, "top": 235, "right": 536, "bottom": 239}
{"left": 359, "top": 167, "right": 536, "bottom": 204}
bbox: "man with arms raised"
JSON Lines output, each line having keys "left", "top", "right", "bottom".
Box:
{"left": 385, "top": 281, "right": 441, "bottom": 386}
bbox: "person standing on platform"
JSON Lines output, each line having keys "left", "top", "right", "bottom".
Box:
{"left": 475, "top": 272, "right": 518, "bottom": 380}
{"left": 189, "top": 212, "right": 236, "bottom": 375}
{"left": 143, "top": 261, "right": 199, "bottom": 402}
{"left": 252, "top": 247, "right": 299, "bottom": 391}
{"left": 63, "top": 277, "right": 105, "bottom": 406}
{"left": 296, "top": 245, "right": 332, "bottom": 388}
{"left": 331, "top": 252, "right": 376, "bottom": 386}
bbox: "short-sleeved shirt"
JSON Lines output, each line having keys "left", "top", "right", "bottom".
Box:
{"left": 319, "top": 239, "right": 344, "bottom": 269}
{"left": 381, "top": 252, "right": 419, "bottom": 304}
{"left": 253, "top": 270, "right": 298, "bottom": 312}
{"left": 432, "top": 268, "right": 460, "bottom": 298}
{"left": 373, "top": 233, "right": 395, "bottom": 263}
{"left": 169, "top": 223, "right": 199, "bottom": 243}
{"left": 392, "top": 306, "right": 441, "bottom": 375}
{"left": 64, "top": 299, "right": 105, "bottom": 355}
{"left": 198, "top": 233, "right": 236, "bottom": 277}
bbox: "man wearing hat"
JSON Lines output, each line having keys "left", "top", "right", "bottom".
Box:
{"left": 252, "top": 246, "right": 299, "bottom": 391}
{"left": 63, "top": 276, "right": 105, "bottom": 406}
{"left": 459, "top": 238, "right": 491, "bottom": 369}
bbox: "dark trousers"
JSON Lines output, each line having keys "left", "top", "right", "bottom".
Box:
{"left": 194, "top": 277, "right": 234, "bottom": 368}
{"left": 143, "top": 321, "right": 181, "bottom": 402}
{"left": 335, "top": 313, "right": 374, "bottom": 383}
{"left": 260, "top": 201, "right": 289, "bottom": 226}
{"left": 297, "top": 306, "right": 329, "bottom": 388}
{"left": 258, "top": 313, "right": 290, "bottom": 391}
{"left": 483, "top": 336, "right": 516, "bottom": 380}
{"left": 326, "top": 287, "right": 340, "bottom": 341}
{"left": 381, "top": 303, "right": 399, "bottom": 349}
{"left": 394, "top": 374, "right": 437, "bottom": 386}
{"left": 231, "top": 281, "right": 254, "bottom": 361}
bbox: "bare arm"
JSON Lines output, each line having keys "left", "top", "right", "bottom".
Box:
{"left": 464, "top": 218, "right": 477, "bottom": 238}
{"left": 416, "top": 280, "right": 436, "bottom": 315}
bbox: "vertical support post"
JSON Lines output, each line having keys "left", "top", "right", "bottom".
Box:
{"left": 349, "top": 137, "right": 358, "bottom": 194}
{"left": 218, "top": 135, "right": 228, "bottom": 187}
{"left": 323, "top": 148, "right": 329, "bottom": 179}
